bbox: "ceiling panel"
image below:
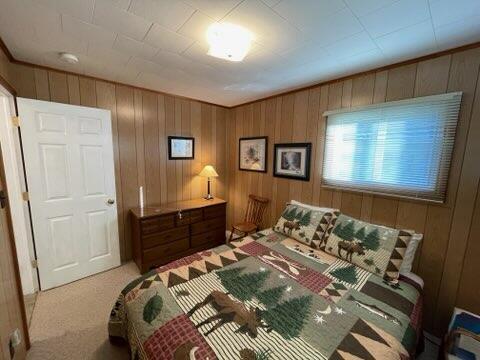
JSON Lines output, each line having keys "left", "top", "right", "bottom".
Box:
{"left": 375, "top": 20, "right": 437, "bottom": 60}
{"left": 298, "top": 8, "right": 364, "bottom": 47}
{"left": 429, "top": 0, "right": 480, "bottom": 28}
{"left": 344, "top": 0, "right": 396, "bottom": 18}
{"left": 183, "top": 0, "right": 243, "bottom": 21}
{"left": 87, "top": 43, "right": 132, "bottom": 67}
{"left": 273, "top": 0, "right": 346, "bottom": 32}
{"left": 326, "top": 31, "right": 378, "bottom": 61}
{"left": 280, "top": 41, "right": 333, "bottom": 67}
{"left": 113, "top": 34, "right": 159, "bottom": 60}
{"left": 359, "top": 0, "right": 430, "bottom": 38}
{"left": 177, "top": 11, "right": 215, "bottom": 43}
{"left": 222, "top": 0, "right": 306, "bottom": 53}
{"left": 1, "top": 0, "right": 479, "bottom": 106}
{"left": 144, "top": 24, "right": 195, "bottom": 54}
{"left": 434, "top": 14, "right": 480, "bottom": 48}
{"left": 128, "top": 0, "right": 195, "bottom": 31}
{"left": 36, "top": 0, "right": 95, "bottom": 22}
{"left": 93, "top": 0, "right": 152, "bottom": 41}
{"left": 62, "top": 14, "right": 116, "bottom": 47}
{"left": 260, "top": 0, "right": 281, "bottom": 7}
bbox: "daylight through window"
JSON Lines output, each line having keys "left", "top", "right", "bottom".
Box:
{"left": 322, "top": 92, "right": 462, "bottom": 202}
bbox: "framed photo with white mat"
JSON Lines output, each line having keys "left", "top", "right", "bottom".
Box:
{"left": 239, "top": 136, "right": 268, "bottom": 172}
{"left": 168, "top": 136, "right": 194, "bottom": 160}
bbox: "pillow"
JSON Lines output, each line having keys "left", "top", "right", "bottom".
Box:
{"left": 273, "top": 203, "right": 333, "bottom": 248}
{"left": 399, "top": 233, "right": 423, "bottom": 273}
{"left": 324, "top": 214, "right": 413, "bottom": 282}
{"left": 289, "top": 200, "right": 341, "bottom": 246}
{"left": 290, "top": 200, "right": 337, "bottom": 213}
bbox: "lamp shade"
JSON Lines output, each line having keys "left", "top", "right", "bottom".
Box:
{"left": 199, "top": 165, "right": 218, "bottom": 178}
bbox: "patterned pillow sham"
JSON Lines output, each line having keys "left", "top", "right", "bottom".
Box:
{"left": 323, "top": 214, "right": 413, "bottom": 282}
{"left": 273, "top": 203, "right": 334, "bottom": 248}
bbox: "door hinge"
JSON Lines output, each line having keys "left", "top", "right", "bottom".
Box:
{"left": 11, "top": 116, "right": 20, "bottom": 127}
{"left": 22, "top": 192, "right": 29, "bottom": 201}
{"left": 0, "top": 190, "right": 7, "bottom": 209}
{"left": 31, "top": 259, "right": 38, "bottom": 269}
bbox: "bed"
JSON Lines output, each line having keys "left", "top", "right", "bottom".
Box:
{"left": 109, "top": 228, "right": 423, "bottom": 359}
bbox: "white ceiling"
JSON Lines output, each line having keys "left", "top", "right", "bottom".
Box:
{"left": 1, "top": 0, "right": 479, "bottom": 106}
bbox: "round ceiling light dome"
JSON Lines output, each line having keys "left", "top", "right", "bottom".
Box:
{"left": 59, "top": 52, "right": 79, "bottom": 64}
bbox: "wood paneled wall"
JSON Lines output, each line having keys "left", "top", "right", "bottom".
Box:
{"left": 2, "top": 41, "right": 480, "bottom": 337}
{"left": 7, "top": 64, "right": 227, "bottom": 262}
{"left": 226, "top": 47, "right": 480, "bottom": 336}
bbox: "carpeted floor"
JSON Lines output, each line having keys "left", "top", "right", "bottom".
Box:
{"left": 27, "top": 262, "right": 139, "bottom": 360}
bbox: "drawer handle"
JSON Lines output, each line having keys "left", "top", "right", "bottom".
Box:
{"left": 178, "top": 210, "right": 183, "bottom": 219}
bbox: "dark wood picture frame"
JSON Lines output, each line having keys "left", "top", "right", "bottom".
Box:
{"left": 238, "top": 136, "right": 268, "bottom": 173}
{"left": 273, "top": 143, "right": 312, "bottom": 181}
{"left": 168, "top": 136, "right": 195, "bottom": 160}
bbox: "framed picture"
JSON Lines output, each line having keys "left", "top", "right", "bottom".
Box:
{"left": 168, "top": 136, "right": 194, "bottom": 160}
{"left": 273, "top": 143, "right": 311, "bottom": 181}
{"left": 239, "top": 136, "right": 268, "bottom": 172}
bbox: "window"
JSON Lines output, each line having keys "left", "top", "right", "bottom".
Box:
{"left": 322, "top": 92, "right": 462, "bottom": 203}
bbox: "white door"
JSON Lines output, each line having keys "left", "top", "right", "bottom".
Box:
{"left": 17, "top": 98, "right": 120, "bottom": 290}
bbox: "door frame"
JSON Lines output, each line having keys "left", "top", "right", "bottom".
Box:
{"left": 0, "top": 118, "right": 31, "bottom": 350}
{"left": 0, "top": 84, "right": 37, "bottom": 295}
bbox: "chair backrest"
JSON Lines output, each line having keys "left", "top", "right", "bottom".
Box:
{"left": 244, "top": 194, "right": 269, "bottom": 226}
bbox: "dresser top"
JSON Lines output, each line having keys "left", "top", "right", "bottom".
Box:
{"left": 130, "top": 197, "right": 226, "bottom": 219}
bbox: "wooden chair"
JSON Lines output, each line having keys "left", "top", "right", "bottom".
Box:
{"left": 228, "top": 194, "right": 269, "bottom": 243}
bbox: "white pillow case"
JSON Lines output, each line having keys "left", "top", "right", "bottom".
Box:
{"left": 290, "top": 200, "right": 338, "bottom": 214}
{"left": 399, "top": 233, "right": 423, "bottom": 273}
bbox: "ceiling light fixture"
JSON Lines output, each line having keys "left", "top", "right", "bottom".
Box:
{"left": 59, "top": 52, "right": 79, "bottom": 64}
{"left": 206, "top": 23, "right": 253, "bottom": 62}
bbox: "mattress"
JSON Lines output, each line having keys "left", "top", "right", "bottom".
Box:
{"left": 109, "top": 229, "right": 423, "bottom": 359}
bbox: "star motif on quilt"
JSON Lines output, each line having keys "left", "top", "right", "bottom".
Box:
{"left": 278, "top": 274, "right": 286, "bottom": 279}
{"left": 314, "top": 314, "right": 326, "bottom": 325}
{"left": 259, "top": 267, "right": 267, "bottom": 272}
{"left": 334, "top": 306, "right": 346, "bottom": 315}
{"left": 286, "top": 286, "right": 292, "bottom": 292}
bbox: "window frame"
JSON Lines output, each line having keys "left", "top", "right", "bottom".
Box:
{"left": 321, "top": 92, "right": 462, "bottom": 204}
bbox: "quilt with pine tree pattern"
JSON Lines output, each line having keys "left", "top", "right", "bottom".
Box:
{"left": 108, "top": 229, "right": 422, "bottom": 360}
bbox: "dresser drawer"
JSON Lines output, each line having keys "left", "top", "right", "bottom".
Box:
{"left": 190, "top": 209, "right": 203, "bottom": 223}
{"left": 175, "top": 209, "right": 204, "bottom": 226}
{"left": 191, "top": 229, "right": 225, "bottom": 247}
{"left": 141, "top": 215, "right": 175, "bottom": 235}
{"left": 143, "top": 226, "right": 189, "bottom": 249}
{"left": 204, "top": 204, "right": 226, "bottom": 220}
{"left": 191, "top": 217, "right": 225, "bottom": 235}
{"left": 143, "top": 237, "right": 189, "bottom": 263}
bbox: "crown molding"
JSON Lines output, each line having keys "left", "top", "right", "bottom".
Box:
{"left": 0, "top": 37, "right": 229, "bottom": 109}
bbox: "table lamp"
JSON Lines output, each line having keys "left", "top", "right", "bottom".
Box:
{"left": 199, "top": 165, "right": 218, "bottom": 200}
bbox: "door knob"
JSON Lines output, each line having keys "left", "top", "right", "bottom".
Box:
{"left": 107, "top": 199, "right": 115, "bottom": 205}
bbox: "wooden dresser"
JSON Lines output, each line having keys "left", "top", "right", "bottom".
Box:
{"left": 130, "top": 198, "right": 226, "bottom": 273}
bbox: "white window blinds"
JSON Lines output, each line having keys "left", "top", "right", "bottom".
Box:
{"left": 322, "top": 92, "right": 462, "bottom": 203}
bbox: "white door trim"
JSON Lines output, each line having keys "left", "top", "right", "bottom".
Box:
{"left": 0, "top": 85, "right": 36, "bottom": 295}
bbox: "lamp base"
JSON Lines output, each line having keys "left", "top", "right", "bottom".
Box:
{"left": 204, "top": 194, "right": 214, "bottom": 200}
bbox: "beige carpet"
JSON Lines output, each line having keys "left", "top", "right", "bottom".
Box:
{"left": 27, "top": 262, "right": 140, "bottom": 359}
